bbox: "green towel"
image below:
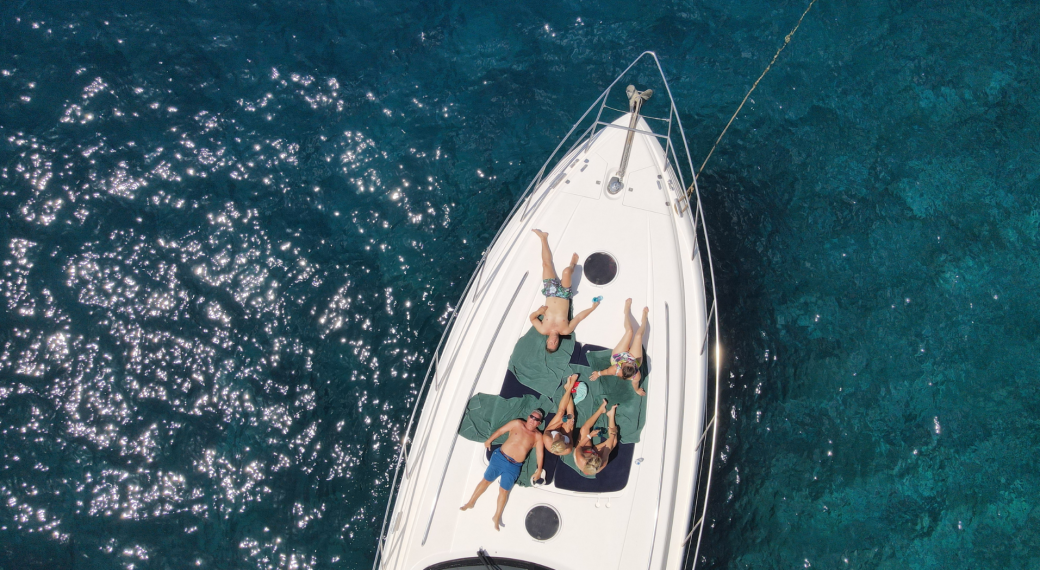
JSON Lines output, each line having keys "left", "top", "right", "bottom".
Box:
{"left": 579, "top": 349, "right": 649, "bottom": 444}
{"left": 550, "top": 368, "right": 647, "bottom": 445}
{"left": 457, "top": 341, "right": 651, "bottom": 485}
{"left": 508, "top": 325, "right": 575, "bottom": 398}
{"left": 554, "top": 369, "right": 647, "bottom": 479}
{"left": 586, "top": 348, "right": 612, "bottom": 372}
{"left": 458, "top": 393, "right": 553, "bottom": 488}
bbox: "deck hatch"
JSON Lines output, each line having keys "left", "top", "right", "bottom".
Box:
{"left": 583, "top": 252, "right": 618, "bottom": 286}
{"left": 525, "top": 505, "right": 561, "bottom": 541}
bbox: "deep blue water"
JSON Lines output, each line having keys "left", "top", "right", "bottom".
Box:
{"left": 1, "top": 0, "right": 1038, "bottom": 568}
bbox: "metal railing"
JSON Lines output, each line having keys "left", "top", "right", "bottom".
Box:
{"left": 372, "top": 51, "right": 722, "bottom": 570}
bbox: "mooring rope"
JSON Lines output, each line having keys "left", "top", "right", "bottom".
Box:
{"left": 691, "top": 0, "right": 819, "bottom": 191}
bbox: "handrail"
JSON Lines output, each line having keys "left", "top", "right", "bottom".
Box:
{"left": 521, "top": 122, "right": 597, "bottom": 220}
{"left": 634, "top": 51, "right": 723, "bottom": 570}
{"left": 372, "top": 51, "right": 724, "bottom": 570}
{"left": 421, "top": 272, "right": 529, "bottom": 545}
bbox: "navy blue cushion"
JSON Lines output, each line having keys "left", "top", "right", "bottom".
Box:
{"left": 551, "top": 443, "right": 634, "bottom": 493}
{"left": 499, "top": 369, "right": 542, "bottom": 399}
{"left": 569, "top": 342, "right": 610, "bottom": 367}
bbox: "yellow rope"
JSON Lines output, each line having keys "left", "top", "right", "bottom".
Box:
{"left": 689, "top": 0, "right": 819, "bottom": 194}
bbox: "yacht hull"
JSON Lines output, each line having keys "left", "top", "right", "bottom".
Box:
{"left": 375, "top": 53, "right": 721, "bottom": 570}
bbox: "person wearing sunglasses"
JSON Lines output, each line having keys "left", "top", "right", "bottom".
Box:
{"left": 460, "top": 408, "right": 546, "bottom": 530}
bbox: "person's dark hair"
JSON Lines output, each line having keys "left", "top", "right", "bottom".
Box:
{"left": 619, "top": 363, "right": 638, "bottom": 379}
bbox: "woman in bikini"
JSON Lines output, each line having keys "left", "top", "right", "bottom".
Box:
{"left": 573, "top": 398, "right": 618, "bottom": 476}
{"left": 588, "top": 298, "right": 648, "bottom": 396}
{"left": 542, "top": 374, "right": 579, "bottom": 456}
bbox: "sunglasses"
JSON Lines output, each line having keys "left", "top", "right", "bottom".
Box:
{"left": 528, "top": 414, "right": 543, "bottom": 421}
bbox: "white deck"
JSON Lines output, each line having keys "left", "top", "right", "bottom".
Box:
{"left": 378, "top": 112, "right": 710, "bottom": 570}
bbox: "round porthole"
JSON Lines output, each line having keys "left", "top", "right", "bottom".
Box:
{"left": 525, "top": 505, "right": 561, "bottom": 541}
{"left": 583, "top": 252, "right": 618, "bottom": 286}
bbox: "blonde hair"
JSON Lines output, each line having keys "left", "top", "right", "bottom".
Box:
{"left": 583, "top": 453, "right": 602, "bottom": 474}
{"left": 550, "top": 437, "right": 569, "bottom": 455}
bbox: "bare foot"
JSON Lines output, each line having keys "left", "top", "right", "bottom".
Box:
{"left": 607, "top": 404, "right": 618, "bottom": 419}
{"left": 569, "top": 252, "right": 579, "bottom": 267}
{"left": 492, "top": 517, "right": 501, "bottom": 531}
{"left": 598, "top": 398, "right": 608, "bottom": 413}
{"left": 624, "top": 298, "right": 633, "bottom": 313}
{"left": 532, "top": 229, "right": 548, "bottom": 239}
{"left": 460, "top": 502, "right": 474, "bottom": 511}
{"left": 642, "top": 306, "right": 649, "bottom": 318}
{"left": 564, "top": 373, "right": 578, "bottom": 391}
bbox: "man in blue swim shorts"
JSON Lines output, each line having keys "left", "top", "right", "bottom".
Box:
{"left": 460, "top": 408, "right": 545, "bottom": 530}
{"left": 529, "top": 229, "right": 600, "bottom": 352}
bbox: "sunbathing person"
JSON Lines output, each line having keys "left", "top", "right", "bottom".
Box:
{"left": 460, "top": 408, "right": 545, "bottom": 531}
{"left": 589, "top": 298, "right": 649, "bottom": 396}
{"left": 529, "top": 229, "right": 600, "bottom": 352}
{"left": 573, "top": 398, "right": 619, "bottom": 476}
{"left": 542, "top": 374, "right": 579, "bottom": 456}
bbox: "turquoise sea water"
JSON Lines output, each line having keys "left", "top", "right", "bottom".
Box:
{"left": 1, "top": 0, "right": 1038, "bottom": 568}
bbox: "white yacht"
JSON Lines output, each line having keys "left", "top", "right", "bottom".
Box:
{"left": 373, "top": 52, "right": 722, "bottom": 570}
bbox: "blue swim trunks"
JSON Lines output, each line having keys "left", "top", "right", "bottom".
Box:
{"left": 484, "top": 448, "right": 523, "bottom": 491}
{"left": 541, "top": 278, "right": 573, "bottom": 300}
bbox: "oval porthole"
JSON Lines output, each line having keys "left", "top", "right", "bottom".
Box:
{"left": 583, "top": 252, "right": 618, "bottom": 286}
{"left": 525, "top": 504, "right": 561, "bottom": 541}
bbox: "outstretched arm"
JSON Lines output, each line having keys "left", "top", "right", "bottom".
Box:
{"left": 630, "top": 370, "right": 645, "bottom": 396}
{"left": 596, "top": 408, "right": 619, "bottom": 453}
{"left": 564, "top": 398, "right": 576, "bottom": 432}
{"left": 579, "top": 400, "right": 607, "bottom": 439}
{"left": 589, "top": 363, "right": 620, "bottom": 381}
{"left": 592, "top": 407, "right": 619, "bottom": 471}
{"left": 562, "top": 301, "right": 600, "bottom": 335}
{"left": 529, "top": 306, "right": 549, "bottom": 334}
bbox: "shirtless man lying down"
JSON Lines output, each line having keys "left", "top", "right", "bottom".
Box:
{"left": 529, "top": 229, "right": 600, "bottom": 352}
{"left": 460, "top": 408, "right": 545, "bottom": 530}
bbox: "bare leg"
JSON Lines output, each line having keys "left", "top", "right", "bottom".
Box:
{"left": 492, "top": 487, "right": 510, "bottom": 531}
{"left": 565, "top": 398, "right": 576, "bottom": 432}
{"left": 560, "top": 253, "right": 579, "bottom": 288}
{"left": 596, "top": 405, "right": 619, "bottom": 454}
{"left": 532, "top": 230, "right": 557, "bottom": 280}
{"left": 460, "top": 478, "right": 492, "bottom": 511}
{"left": 630, "top": 306, "right": 649, "bottom": 359}
{"left": 612, "top": 298, "right": 635, "bottom": 354}
{"left": 546, "top": 374, "right": 578, "bottom": 431}
{"left": 580, "top": 399, "right": 608, "bottom": 439}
